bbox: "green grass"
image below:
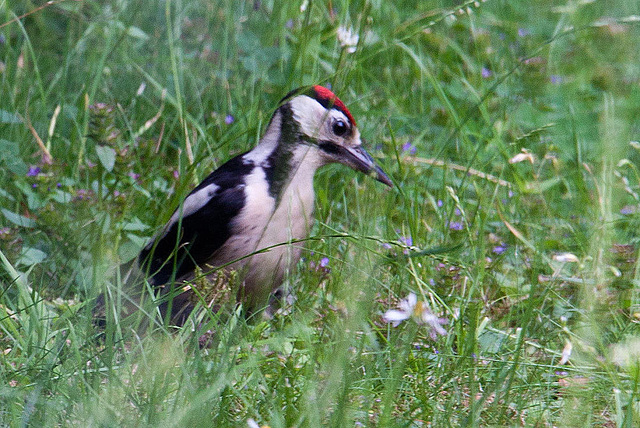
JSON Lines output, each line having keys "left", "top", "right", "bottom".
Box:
{"left": 2, "top": 0, "right": 640, "bottom": 426}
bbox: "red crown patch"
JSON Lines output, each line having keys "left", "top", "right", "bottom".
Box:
{"left": 311, "top": 85, "right": 356, "bottom": 126}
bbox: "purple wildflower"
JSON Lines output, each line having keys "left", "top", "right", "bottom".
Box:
{"left": 550, "top": 75, "right": 563, "bottom": 84}
{"left": 225, "top": 114, "right": 235, "bottom": 125}
{"left": 518, "top": 28, "right": 530, "bottom": 37}
{"left": 0, "top": 227, "right": 11, "bottom": 238}
{"left": 56, "top": 183, "right": 62, "bottom": 188}
{"left": 128, "top": 172, "right": 140, "bottom": 181}
{"left": 481, "top": 67, "right": 492, "bottom": 78}
{"left": 285, "top": 19, "right": 294, "bottom": 29}
{"left": 27, "top": 166, "right": 41, "bottom": 177}
{"left": 319, "top": 257, "right": 330, "bottom": 268}
{"left": 382, "top": 242, "right": 393, "bottom": 249}
{"left": 454, "top": 208, "right": 461, "bottom": 216}
{"left": 620, "top": 206, "right": 636, "bottom": 215}
{"left": 401, "top": 141, "right": 417, "bottom": 154}
{"left": 76, "top": 189, "right": 90, "bottom": 200}
{"left": 448, "top": 221, "right": 463, "bottom": 231}
{"left": 398, "top": 236, "right": 413, "bottom": 246}
{"left": 32, "top": 183, "right": 38, "bottom": 188}
{"left": 437, "top": 199, "right": 443, "bottom": 208}
{"left": 492, "top": 244, "right": 507, "bottom": 255}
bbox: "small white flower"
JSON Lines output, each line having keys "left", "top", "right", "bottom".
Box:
{"left": 247, "top": 419, "right": 260, "bottom": 428}
{"left": 136, "top": 82, "right": 146, "bottom": 96}
{"left": 553, "top": 252, "right": 579, "bottom": 263}
{"left": 383, "top": 292, "right": 418, "bottom": 326}
{"left": 509, "top": 149, "right": 535, "bottom": 164}
{"left": 383, "top": 293, "right": 448, "bottom": 338}
{"left": 337, "top": 26, "right": 359, "bottom": 53}
{"left": 559, "top": 340, "right": 572, "bottom": 365}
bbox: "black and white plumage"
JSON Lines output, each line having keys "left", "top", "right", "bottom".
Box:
{"left": 138, "top": 85, "right": 392, "bottom": 322}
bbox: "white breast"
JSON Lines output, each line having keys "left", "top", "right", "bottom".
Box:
{"left": 210, "top": 147, "right": 321, "bottom": 304}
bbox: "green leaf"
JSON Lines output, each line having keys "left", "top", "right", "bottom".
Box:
{"left": 118, "top": 234, "right": 148, "bottom": 263}
{"left": 95, "top": 145, "right": 116, "bottom": 172}
{"left": 50, "top": 190, "right": 73, "bottom": 204}
{"left": 122, "top": 217, "right": 150, "bottom": 232}
{"left": 1, "top": 208, "right": 36, "bottom": 227}
{"left": 126, "top": 26, "right": 149, "bottom": 40}
{"left": 0, "top": 139, "right": 27, "bottom": 175}
{"left": 0, "top": 109, "right": 22, "bottom": 124}
{"left": 0, "top": 187, "right": 16, "bottom": 202}
{"left": 14, "top": 181, "right": 44, "bottom": 210}
{"left": 18, "top": 247, "right": 48, "bottom": 267}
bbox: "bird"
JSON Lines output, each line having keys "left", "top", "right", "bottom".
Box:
{"left": 136, "top": 85, "right": 392, "bottom": 324}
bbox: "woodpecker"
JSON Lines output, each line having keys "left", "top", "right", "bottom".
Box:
{"left": 138, "top": 85, "right": 392, "bottom": 323}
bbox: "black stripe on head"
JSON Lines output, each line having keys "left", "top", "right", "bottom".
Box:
{"left": 318, "top": 140, "right": 341, "bottom": 156}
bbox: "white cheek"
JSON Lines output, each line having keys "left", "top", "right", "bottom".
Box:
{"left": 290, "top": 96, "right": 326, "bottom": 138}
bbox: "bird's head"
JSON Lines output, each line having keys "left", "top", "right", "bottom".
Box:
{"left": 275, "top": 85, "right": 393, "bottom": 187}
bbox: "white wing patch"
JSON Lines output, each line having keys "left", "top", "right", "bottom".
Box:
{"left": 145, "top": 182, "right": 221, "bottom": 251}
{"left": 166, "top": 183, "right": 220, "bottom": 229}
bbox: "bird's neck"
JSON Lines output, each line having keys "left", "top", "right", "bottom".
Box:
{"left": 248, "top": 106, "right": 324, "bottom": 202}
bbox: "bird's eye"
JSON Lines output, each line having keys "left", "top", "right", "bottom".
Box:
{"left": 332, "top": 119, "right": 348, "bottom": 137}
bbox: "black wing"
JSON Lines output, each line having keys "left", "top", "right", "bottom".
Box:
{"left": 139, "top": 153, "right": 254, "bottom": 286}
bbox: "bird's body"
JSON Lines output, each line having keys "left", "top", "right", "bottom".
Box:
{"left": 137, "top": 86, "right": 391, "bottom": 322}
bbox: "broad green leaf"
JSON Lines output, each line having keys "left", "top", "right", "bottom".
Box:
{"left": 122, "top": 217, "right": 150, "bottom": 232}
{"left": 1, "top": 208, "right": 36, "bottom": 227}
{"left": 0, "top": 139, "right": 27, "bottom": 175}
{"left": 18, "top": 247, "right": 48, "bottom": 266}
{"left": 0, "top": 187, "right": 15, "bottom": 202}
{"left": 118, "top": 234, "right": 148, "bottom": 263}
{"left": 14, "top": 181, "right": 44, "bottom": 210}
{"left": 95, "top": 145, "right": 116, "bottom": 172}
{"left": 50, "top": 189, "right": 73, "bottom": 204}
{"left": 0, "top": 109, "right": 21, "bottom": 124}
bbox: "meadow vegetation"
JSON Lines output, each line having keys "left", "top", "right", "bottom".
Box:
{"left": 2, "top": 0, "right": 640, "bottom": 425}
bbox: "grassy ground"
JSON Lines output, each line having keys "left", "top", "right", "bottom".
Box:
{"left": 2, "top": 0, "right": 640, "bottom": 426}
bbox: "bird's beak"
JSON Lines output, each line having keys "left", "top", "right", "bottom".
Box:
{"left": 340, "top": 145, "right": 393, "bottom": 187}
